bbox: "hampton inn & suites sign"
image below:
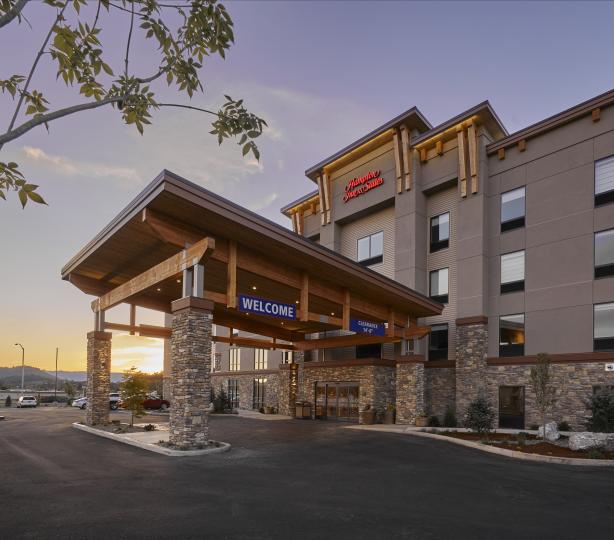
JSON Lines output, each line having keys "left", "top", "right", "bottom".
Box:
{"left": 343, "top": 170, "right": 384, "bottom": 203}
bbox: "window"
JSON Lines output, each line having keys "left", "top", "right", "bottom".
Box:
{"left": 229, "top": 348, "right": 240, "bottom": 371}
{"left": 254, "top": 349, "right": 268, "bottom": 370}
{"left": 213, "top": 353, "right": 221, "bottom": 372}
{"left": 595, "top": 155, "right": 614, "bottom": 206}
{"left": 501, "top": 187, "right": 525, "bottom": 232}
{"left": 594, "top": 302, "right": 614, "bottom": 351}
{"left": 357, "top": 231, "right": 384, "bottom": 266}
{"left": 227, "top": 379, "right": 239, "bottom": 409}
{"left": 429, "top": 324, "right": 448, "bottom": 361}
{"left": 595, "top": 229, "right": 614, "bottom": 278}
{"left": 429, "top": 268, "right": 449, "bottom": 304}
{"left": 501, "top": 250, "right": 525, "bottom": 293}
{"left": 253, "top": 378, "right": 267, "bottom": 410}
{"left": 356, "top": 343, "right": 381, "bottom": 359}
{"left": 499, "top": 314, "right": 525, "bottom": 357}
{"left": 430, "top": 212, "right": 450, "bottom": 252}
{"left": 281, "top": 350, "right": 293, "bottom": 364}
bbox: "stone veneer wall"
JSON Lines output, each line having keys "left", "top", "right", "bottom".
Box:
{"left": 425, "top": 367, "right": 456, "bottom": 420}
{"left": 211, "top": 371, "right": 280, "bottom": 410}
{"left": 300, "top": 362, "right": 396, "bottom": 421}
{"left": 85, "top": 331, "right": 112, "bottom": 426}
{"left": 169, "top": 302, "right": 212, "bottom": 449}
{"left": 486, "top": 362, "right": 614, "bottom": 431}
{"left": 395, "top": 361, "right": 425, "bottom": 424}
{"left": 455, "top": 322, "right": 488, "bottom": 422}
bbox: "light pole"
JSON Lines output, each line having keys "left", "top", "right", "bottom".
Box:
{"left": 54, "top": 347, "right": 59, "bottom": 402}
{"left": 14, "top": 343, "right": 24, "bottom": 392}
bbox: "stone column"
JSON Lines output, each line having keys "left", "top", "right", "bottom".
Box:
{"left": 455, "top": 320, "right": 489, "bottom": 424}
{"left": 169, "top": 297, "right": 213, "bottom": 449}
{"left": 278, "top": 351, "right": 303, "bottom": 417}
{"left": 86, "top": 331, "right": 112, "bottom": 426}
{"left": 162, "top": 313, "right": 173, "bottom": 400}
{"left": 395, "top": 358, "right": 425, "bottom": 424}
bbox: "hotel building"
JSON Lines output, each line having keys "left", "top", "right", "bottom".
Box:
{"left": 207, "top": 89, "right": 614, "bottom": 430}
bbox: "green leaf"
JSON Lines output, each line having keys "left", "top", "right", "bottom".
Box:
{"left": 26, "top": 190, "right": 47, "bottom": 205}
{"left": 18, "top": 189, "right": 27, "bottom": 208}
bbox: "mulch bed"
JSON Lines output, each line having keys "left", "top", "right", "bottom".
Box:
{"left": 435, "top": 431, "right": 614, "bottom": 460}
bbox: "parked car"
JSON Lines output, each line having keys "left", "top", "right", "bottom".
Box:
{"left": 71, "top": 394, "right": 120, "bottom": 410}
{"left": 72, "top": 397, "right": 88, "bottom": 409}
{"left": 143, "top": 395, "right": 170, "bottom": 410}
{"left": 17, "top": 396, "right": 37, "bottom": 408}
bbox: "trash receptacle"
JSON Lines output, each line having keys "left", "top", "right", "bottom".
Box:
{"left": 295, "top": 402, "right": 312, "bottom": 419}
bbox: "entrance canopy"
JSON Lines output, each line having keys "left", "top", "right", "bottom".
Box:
{"left": 62, "top": 170, "right": 442, "bottom": 349}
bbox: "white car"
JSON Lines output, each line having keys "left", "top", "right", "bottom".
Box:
{"left": 71, "top": 394, "right": 120, "bottom": 410}
{"left": 17, "top": 396, "right": 37, "bottom": 408}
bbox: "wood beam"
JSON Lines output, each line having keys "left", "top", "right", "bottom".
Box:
{"left": 394, "top": 325, "right": 431, "bottom": 339}
{"left": 400, "top": 125, "right": 411, "bottom": 190}
{"left": 343, "top": 289, "right": 350, "bottom": 331}
{"left": 467, "top": 122, "right": 478, "bottom": 194}
{"left": 419, "top": 147, "right": 427, "bottom": 163}
{"left": 294, "top": 334, "right": 400, "bottom": 351}
{"left": 592, "top": 108, "right": 601, "bottom": 122}
{"left": 212, "top": 311, "right": 299, "bottom": 342}
{"left": 142, "top": 207, "right": 199, "bottom": 248}
{"left": 457, "top": 126, "right": 467, "bottom": 198}
{"left": 91, "top": 237, "right": 215, "bottom": 312}
{"left": 306, "top": 311, "right": 343, "bottom": 328}
{"left": 498, "top": 148, "right": 505, "bottom": 160}
{"left": 300, "top": 272, "right": 309, "bottom": 322}
{"left": 212, "top": 335, "right": 294, "bottom": 350}
{"left": 386, "top": 307, "right": 395, "bottom": 337}
{"left": 393, "top": 129, "right": 402, "bottom": 194}
{"left": 316, "top": 174, "right": 326, "bottom": 226}
{"left": 227, "top": 240, "right": 237, "bottom": 309}
{"left": 435, "top": 140, "right": 443, "bottom": 156}
{"left": 518, "top": 139, "right": 527, "bottom": 152}
{"left": 103, "top": 322, "right": 171, "bottom": 339}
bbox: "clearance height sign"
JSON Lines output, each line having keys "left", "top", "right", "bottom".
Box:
{"left": 238, "top": 295, "right": 297, "bottom": 320}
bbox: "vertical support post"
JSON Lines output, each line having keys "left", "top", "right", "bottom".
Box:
{"left": 169, "top": 297, "right": 214, "bottom": 449}
{"left": 386, "top": 307, "right": 395, "bottom": 337}
{"left": 393, "top": 129, "right": 403, "bottom": 194}
{"left": 85, "top": 331, "right": 112, "bottom": 426}
{"left": 400, "top": 125, "right": 411, "bottom": 191}
{"left": 343, "top": 289, "right": 350, "bottom": 331}
{"left": 316, "top": 174, "right": 326, "bottom": 226}
{"left": 129, "top": 304, "right": 136, "bottom": 335}
{"left": 457, "top": 126, "right": 467, "bottom": 198}
{"left": 227, "top": 240, "right": 237, "bottom": 309}
{"left": 192, "top": 264, "right": 204, "bottom": 297}
{"left": 300, "top": 272, "right": 309, "bottom": 322}
{"left": 182, "top": 266, "right": 193, "bottom": 298}
{"left": 467, "top": 121, "right": 479, "bottom": 194}
{"left": 94, "top": 309, "right": 105, "bottom": 332}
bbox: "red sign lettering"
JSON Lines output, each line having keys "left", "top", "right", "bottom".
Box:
{"left": 343, "top": 170, "right": 384, "bottom": 203}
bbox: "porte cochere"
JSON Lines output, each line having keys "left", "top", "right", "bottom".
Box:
{"left": 62, "top": 170, "right": 441, "bottom": 448}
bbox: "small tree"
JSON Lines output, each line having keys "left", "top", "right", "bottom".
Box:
{"left": 465, "top": 391, "right": 495, "bottom": 439}
{"left": 5, "top": 395, "right": 12, "bottom": 407}
{"left": 212, "top": 385, "right": 230, "bottom": 413}
{"left": 119, "top": 367, "right": 148, "bottom": 427}
{"left": 529, "top": 353, "right": 557, "bottom": 439}
{"left": 586, "top": 388, "right": 614, "bottom": 433}
{"left": 443, "top": 405, "right": 457, "bottom": 428}
{"left": 64, "top": 380, "right": 76, "bottom": 403}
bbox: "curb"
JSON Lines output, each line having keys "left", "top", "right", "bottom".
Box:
{"left": 72, "top": 423, "right": 231, "bottom": 457}
{"left": 347, "top": 425, "right": 614, "bottom": 467}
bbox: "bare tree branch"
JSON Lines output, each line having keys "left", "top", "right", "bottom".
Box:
{"left": 0, "top": 0, "right": 29, "bottom": 29}
{"left": 157, "top": 103, "right": 219, "bottom": 117}
{"left": 124, "top": 0, "right": 135, "bottom": 80}
{"left": 1, "top": 1, "right": 69, "bottom": 152}
{"left": 0, "top": 96, "right": 125, "bottom": 147}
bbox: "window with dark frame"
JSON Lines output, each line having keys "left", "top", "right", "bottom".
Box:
{"left": 227, "top": 379, "right": 239, "bottom": 409}
{"left": 595, "top": 229, "right": 614, "bottom": 278}
{"left": 500, "top": 250, "right": 525, "bottom": 293}
{"left": 501, "top": 187, "right": 525, "bottom": 232}
{"left": 229, "top": 348, "right": 240, "bottom": 371}
{"left": 357, "top": 231, "right": 384, "bottom": 266}
{"left": 429, "top": 268, "right": 449, "bottom": 304}
{"left": 430, "top": 212, "right": 450, "bottom": 252}
{"left": 429, "top": 324, "right": 448, "bottom": 361}
{"left": 594, "top": 302, "right": 614, "bottom": 351}
{"left": 499, "top": 314, "right": 525, "bottom": 357}
{"left": 252, "top": 377, "right": 267, "bottom": 410}
{"left": 595, "top": 155, "right": 614, "bottom": 207}
{"left": 254, "top": 348, "right": 268, "bottom": 370}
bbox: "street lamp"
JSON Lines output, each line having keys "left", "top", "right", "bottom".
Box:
{"left": 14, "top": 343, "right": 24, "bottom": 392}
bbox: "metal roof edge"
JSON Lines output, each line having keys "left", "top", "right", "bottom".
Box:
{"left": 280, "top": 190, "right": 319, "bottom": 215}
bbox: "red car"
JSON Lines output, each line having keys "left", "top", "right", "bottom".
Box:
{"left": 143, "top": 396, "right": 170, "bottom": 410}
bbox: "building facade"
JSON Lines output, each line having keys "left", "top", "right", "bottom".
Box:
{"left": 209, "top": 90, "right": 614, "bottom": 430}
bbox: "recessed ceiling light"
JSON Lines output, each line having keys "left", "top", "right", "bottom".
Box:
{"left": 156, "top": 288, "right": 161, "bottom": 292}
{"left": 331, "top": 312, "right": 335, "bottom": 316}
{"left": 176, "top": 279, "right": 181, "bottom": 283}
{"left": 295, "top": 300, "right": 299, "bottom": 304}
{"left": 252, "top": 285, "right": 257, "bottom": 290}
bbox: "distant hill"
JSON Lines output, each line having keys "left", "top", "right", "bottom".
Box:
{"left": 0, "top": 365, "right": 124, "bottom": 387}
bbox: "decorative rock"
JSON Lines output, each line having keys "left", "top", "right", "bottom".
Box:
{"left": 569, "top": 432, "right": 614, "bottom": 451}
{"left": 538, "top": 421, "right": 560, "bottom": 441}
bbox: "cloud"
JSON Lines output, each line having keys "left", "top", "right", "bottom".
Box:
{"left": 21, "top": 146, "right": 142, "bottom": 186}
{"left": 111, "top": 335, "right": 164, "bottom": 373}
{"left": 247, "top": 191, "right": 278, "bottom": 211}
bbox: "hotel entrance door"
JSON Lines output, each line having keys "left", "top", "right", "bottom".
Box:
{"left": 315, "top": 382, "right": 359, "bottom": 422}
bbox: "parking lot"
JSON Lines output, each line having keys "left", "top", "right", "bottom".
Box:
{"left": 2, "top": 407, "right": 614, "bottom": 539}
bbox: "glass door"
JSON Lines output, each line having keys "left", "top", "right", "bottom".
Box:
{"left": 314, "top": 382, "right": 360, "bottom": 422}
{"left": 499, "top": 386, "right": 525, "bottom": 429}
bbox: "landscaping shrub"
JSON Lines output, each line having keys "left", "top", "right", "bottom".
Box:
{"left": 529, "top": 423, "right": 539, "bottom": 431}
{"left": 427, "top": 415, "right": 440, "bottom": 427}
{"left": 587, "top": 448, "right": 604, "bottom": 460}
{"left": 443, "top": 405, "right": 457, "bottom": 427}
{"left": 5, "top": 395, "right": 11, "bottom": 407}
{"left": 586, "top": 388, "right": 614, "bottom": 433}
{"left": 465, "top": 392, "right": 495, "bottom": 437}
{"left": 211, "top": 386, "right": 231, "bottom": 413}
{"left": 517, "top": 432, "right": 527, "bottom": 446}
{"left": 144, "top": 424, "right": 156, "bottom": 432}
{"left": 557, "top": 421, "right": 570, "bottom": 432}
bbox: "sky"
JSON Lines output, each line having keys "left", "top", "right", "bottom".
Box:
{"left": 1, "top": 0, "right": 614, "bottom": 373}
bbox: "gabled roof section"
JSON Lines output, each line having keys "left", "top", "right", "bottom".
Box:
{"left": 305, "top": 106, "right": 432, "bottom": 180}
{"left": 280, "top": 189, "right": 319, "bottom": 217}
{"left": 487, "top": 88, "right": 614, "bottom": 154}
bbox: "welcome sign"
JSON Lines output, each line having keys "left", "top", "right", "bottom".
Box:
{"left": 238, "top": 295, "right": 297, "bottom": 320}
{"left": 350, "top": 318, "right": 386, "bottom": 336}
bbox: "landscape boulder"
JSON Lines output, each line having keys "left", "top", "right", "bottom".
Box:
{"left": 538, "top": 421, "right": 560, "bottom": 441}
{"left": 569, "top": 432, "right": 614, "bottom": 452}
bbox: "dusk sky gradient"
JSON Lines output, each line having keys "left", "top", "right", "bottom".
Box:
{"left": 1, "top": 1, "right": 614, "bottom": 373}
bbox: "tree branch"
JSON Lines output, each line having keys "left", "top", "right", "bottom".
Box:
{"left": 0, "top": 0, "right": 29, "bottom": 29}
{"left": 1, "top": 0, "right": 68, "bottom": 152}
{"left": 0, "top": 96, "right": 124, "bottom": 147}
{"left": 157, "top": 103, "right": 219, "bottom": 117}
{"left": 124, "top": 0, "right": 135, "bottom": 80}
